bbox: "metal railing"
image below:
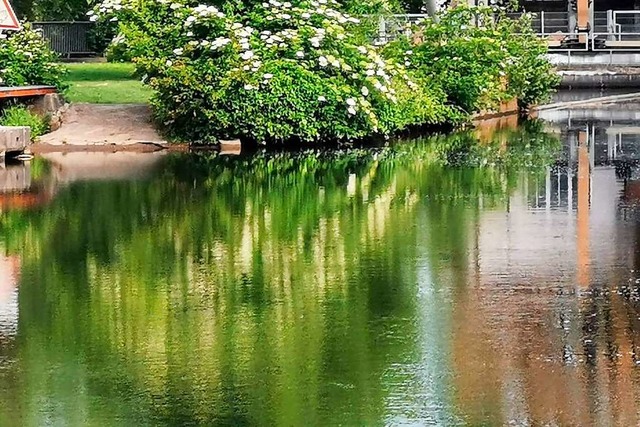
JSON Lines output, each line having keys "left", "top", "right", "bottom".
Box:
{"left": 376, "top": 14, "right": 426, "bottom": 42}
{"left": 611, "top": 10, "right": 640, "bottom": 34}
{"left": 592, "top": 33, "right": 640, "bottom": 50}
{"left": 32, "top": 21, "right": 96, "bottom": 57}
{"left": 540, "top": 32, "right": 589, "bottom": 51}
{"left": 506, "top": 11, "right": 570, "bottom": 35}
{"left": 376, "top": 11, "right": 572, "bottom": 42}
{"left": 376, "top": 10, "right": 640, "bottom": 52}
{"left": 27, "top": 10, "right": 640, "bottom": 57}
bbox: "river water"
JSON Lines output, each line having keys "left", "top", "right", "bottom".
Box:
{"left": 0, "top": 105, "right": 639, "bottom": 426}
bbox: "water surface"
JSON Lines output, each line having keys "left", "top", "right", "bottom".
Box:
{"left": 0, "top": 116, "right": 639, "bottom": 426}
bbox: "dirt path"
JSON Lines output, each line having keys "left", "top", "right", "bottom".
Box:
{"left": 37, "top": 103, "right": 167, "bottom": 146}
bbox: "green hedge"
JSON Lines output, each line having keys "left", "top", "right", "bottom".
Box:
{"left": 90, "top": 1, "right": 558, "bottom": 144}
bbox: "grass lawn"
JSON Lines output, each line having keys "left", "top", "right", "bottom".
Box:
{"left": 63, "top": 62, "right": 152, "bottom": 104}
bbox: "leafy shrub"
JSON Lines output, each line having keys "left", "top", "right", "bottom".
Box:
{"left": 0, "top": 24, "right": 67, "bottom": 90}
{"left": 384, "top": 5, "right": 559, "bottom": 115}
{"left": 90, "top": 0, "right": 452, "bottom": 144}
{"left": 91, "top": 1, "right": 558, "bottom": 144}
{"left": 87, "top": 20, "right": 118, "bottom": 55}
{"left": 0, "top": 106, "right": 49, "bottom": 139}
{"left": 105, "top": 33, "right": 134, "bottom": 62}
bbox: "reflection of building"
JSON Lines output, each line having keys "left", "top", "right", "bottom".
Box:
{"left": 0, "top": 163, "right": 28, "bottom": 341}
{"left": 446, "top": 106, "right": 640, "bottom": 425}
{"left": 0, "top": 162, "right": 54, "bottom": 211}
{"left": 0, "top": 253, "right": 19, "bottom": 340}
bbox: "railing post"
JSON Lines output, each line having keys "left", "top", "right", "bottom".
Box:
{"left": 378, "top": 16, "right": 386, "bottom": 42}
{"left": 541, "top": 10, "right": 545, "bottom": 36}
{"left": 607, "top": 10, "right": 614, "bottom": 41}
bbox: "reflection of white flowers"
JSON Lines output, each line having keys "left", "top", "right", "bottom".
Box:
{"left": 347, "top": 107, "right": 356, "bottom": 115}
{"left": 310, "top": 37, "right": 320, "bottom": 47}
{"left": 295, "top": 50, "right": 304, "bottom": 58}
{"left": 244, "top": 84, "right": 256, "bottom": 90}
{"left": 318, "top": 56, "right": 328, "bottom": 67}
{"left": 240, "top": 50, "right": 254, "bottom": 60}
{"left": 361, "top": 87, "right": 369, "bottom": 96}
{"left": 172, "top": 48, "right": 183, "bottom": 55}
{"left": 346, "top": 98, "right": 356, "bottom": 106}
{"left": 263, "top": 73, "right": 273, "bottom": 79}
{"left": 318, "top": 96, "right": 326, "bottom": 102}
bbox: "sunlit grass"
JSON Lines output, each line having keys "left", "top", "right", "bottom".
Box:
{"left": 63, "top": 62, "right": 152, "bottom": 104}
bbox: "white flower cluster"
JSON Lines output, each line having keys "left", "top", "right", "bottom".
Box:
{"left": 184, "top": 4, "right": 225, "bottom": 26}
{"left": 90, "top": 0, "right": 419, "bottom": 125}
{"left": 87, "top": 0, "right": 126, "bottom": 21}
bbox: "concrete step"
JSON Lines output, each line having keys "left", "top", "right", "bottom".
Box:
{"left": 0, "top": 126, "right": 30, "bottom": 159}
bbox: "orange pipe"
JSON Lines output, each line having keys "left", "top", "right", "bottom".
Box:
{"left": 577, "top": 131, "right": 590, "bottom": 288}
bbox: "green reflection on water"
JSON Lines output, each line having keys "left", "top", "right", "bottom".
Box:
{"left": 0, "top": 124, "right": 560, "bottom": 426}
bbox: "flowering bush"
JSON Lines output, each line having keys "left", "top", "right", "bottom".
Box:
{"left": 90, "top": 0, "right": 452, "bottom": 144}
{"left": 0, "top": 24, "right": 66, "bottom": 90}
{"left": 384, "top": 5, "right": 559, "bottom": 114}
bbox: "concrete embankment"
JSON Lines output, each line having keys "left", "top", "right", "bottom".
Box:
{"left": 535, "top": 91, "right": 640, "bottom": 112}
{"left": 551, "top": 51, "right": 640, "bottom": 88}
{"left": 558, "top": 69, "right": 640, "bottom": 89}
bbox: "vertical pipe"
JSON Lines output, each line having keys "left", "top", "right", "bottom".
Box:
{"left": 569, "top": 0, "right": 577, "bottom": 33}
{"left": 424, "top": 0, "right": 439, "bottom": 16}
{"left": 557, "top": 169, "right": 561, "bottom": 207}
{"left": 546, "top": 168, "right": 551, "bottom": 211}
{"left": 578, "top": 0, "right": 589, "bottom": 30}
{"left": 568, "top": 167, "right": 573, "bottom": 213}
{"left": 541, "top": 10, "right": 546, "bottom": 36}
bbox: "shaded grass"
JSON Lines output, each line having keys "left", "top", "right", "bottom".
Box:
{"left": 64, "top": 62, "right": 152, "bottom": 104}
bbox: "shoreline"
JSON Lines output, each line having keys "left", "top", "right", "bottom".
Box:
{"left": 30, "top": 141, "right": 188, "bottom": 154}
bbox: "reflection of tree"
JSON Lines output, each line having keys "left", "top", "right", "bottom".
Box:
{"left": 0, "top": 123, "right": 561, "bottom": 425}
